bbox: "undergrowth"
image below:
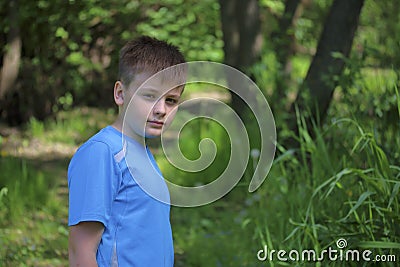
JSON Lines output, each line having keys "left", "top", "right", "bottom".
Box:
{"left": 0, "top": 72, "right": 398, "bottom": 266}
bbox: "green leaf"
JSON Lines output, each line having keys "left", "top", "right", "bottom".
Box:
{"left": 339, "top": 191, "right": 375, "bottom": 222}
{"left": 357, "top": 241, "right": 400, "bottom": 249}
{"left": 55, "top": 27, "right": 69, "bottom": 39}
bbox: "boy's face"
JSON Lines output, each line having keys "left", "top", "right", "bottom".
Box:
{"left": 121, "top": 71, "right": 183, "bottom": 141}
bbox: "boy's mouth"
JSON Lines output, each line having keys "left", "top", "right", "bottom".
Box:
{"left": 147, "top": 120, "right": 164, "bottom": 126}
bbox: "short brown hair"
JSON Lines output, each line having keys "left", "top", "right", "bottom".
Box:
{"left": 118, "top": 36, "right": 186, "bottom": 86}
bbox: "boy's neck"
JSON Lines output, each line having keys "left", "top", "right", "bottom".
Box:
{"left": 111, "top": 118, "right": 146, "bottom": 145}
{"left": 111, "top": 117, "right": 123, "bottom": 133}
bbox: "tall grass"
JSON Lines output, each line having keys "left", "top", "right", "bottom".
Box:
{"left": 252, "top": 76, "right": 399, "bottom": 266}
{"left": 0, "top": 156, "right": 69, "bottom": 266}
{"left": 27, "top": 107, "right": 115, "bottom": 145}
{"left": 169, "top": 74, "right": 399, "bottom": 266}
{"left": 170, "top": 113, "right": 399, "bottom": 266}
{"left": 0, "top": 158, "right": 51, "bottom": 224}
{"left": 261, "top": 116, "right": 399, "bottom": 266}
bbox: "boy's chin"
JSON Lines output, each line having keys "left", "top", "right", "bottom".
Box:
{"left": 144, "top": 130, "right": 162, "bottom": 138}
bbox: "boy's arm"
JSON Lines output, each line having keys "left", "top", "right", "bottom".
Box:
{"left": 69, "top": 221, "right": 104, "bottom": 267}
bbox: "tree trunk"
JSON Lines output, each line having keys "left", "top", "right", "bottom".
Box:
{"left": 272, "top": 0, "right": 302, "bottom": 101}
{"left": 292, "top": 0, "right": 365, "bottom": 126}
{"left": 219, "top": 0, "right": 262, "bottom": 116}
{"left": 0, "top": 0, "right": 21, "bottom": 100}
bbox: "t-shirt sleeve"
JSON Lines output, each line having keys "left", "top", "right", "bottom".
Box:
{"left": 67, "top": 141, "right": 119, "bottom": 227}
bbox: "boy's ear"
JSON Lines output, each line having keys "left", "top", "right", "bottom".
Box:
{"left": 114, "top": 81, "right": 124, "bottom": 106}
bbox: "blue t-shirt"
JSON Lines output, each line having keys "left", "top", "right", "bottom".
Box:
{"left": 68, "top": 126, "right": 174, "bottom": 266}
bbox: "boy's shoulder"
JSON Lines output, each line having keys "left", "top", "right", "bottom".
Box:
{"left": 76, "top": 126, "right": 123, "bottom": 156}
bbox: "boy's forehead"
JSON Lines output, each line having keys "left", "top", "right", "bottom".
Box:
{"left": 140, "top": 83, "right": 184, "bottom": 96}
{"left": 131, "top": 71, "right": 185, "bottom": 93}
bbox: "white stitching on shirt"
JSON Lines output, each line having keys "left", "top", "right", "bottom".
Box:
{"left": 111, "top": 241, "right": 118, "bottom": 267}
{"left": 113, "top": 141, "right": 126, "bottom": 163}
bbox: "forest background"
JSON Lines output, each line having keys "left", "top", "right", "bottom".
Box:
{"left": 0, "top": 0, "right": 399, "bottom": 266}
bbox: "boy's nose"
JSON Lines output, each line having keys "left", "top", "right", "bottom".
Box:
{"left": 153, "top": 100, "right": 166, "bottom": 116}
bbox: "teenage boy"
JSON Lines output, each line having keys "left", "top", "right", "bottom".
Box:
{"left": 68, "top": 36, "right": 185, "bottom": 267}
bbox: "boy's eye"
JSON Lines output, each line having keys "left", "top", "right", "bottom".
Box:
{"left": 166, "top": 98, "right": 178, "bottom": 105}
{"left": 143, "top": 94, "right": 156, "bottom": 99}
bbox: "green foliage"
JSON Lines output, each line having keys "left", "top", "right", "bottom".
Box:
{"left": 357, "top": 0, "right": 400, "bottom": 68}
{"left": 1, "top": 1, "right": 399, "bottom": 265}
{"left": 55, "top": 92, "right": 74, "bottom": 112}
{"left": 331, "top": 68, "right": 399, "bottom": 163}
{"left": 260, "top": 0, "right": 285, "bottom": 15}
{"left": 0, "top": 158, "right": 50, "bottom": 224}
{"left": 294, "top": 0, "right": 333, "bottom": 49}
{"left": 168, "top": 70, "right": 400, "bottom": 266}
{"left": 2, "top": 0, "right": 133, "bottom": 121}
{"left": 1, "top": 0, "right": 226, "bottom": 124}
{"left": 2, "top": 71, "right": 398, "bottom": 264}
{"left": 2, "top": 0, "right": 398, "bottom": 126}
{"left": 274, "top": 115, "right": 399, "bottom": 260}
{"left": 170, "top": 115, "right": 399, "bottom": 266}
{"left": 28, "top": 117, "right": 45, "bottom": 138}
{"left": 27, "top": 107, "right": 115, "bottom": 145}
{"left": 136, "top": 0, "right": 223, "bottom": 61}
{"left": 0, "top": 157, "right": 68, "bottom": 266}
